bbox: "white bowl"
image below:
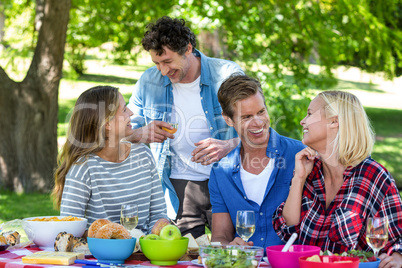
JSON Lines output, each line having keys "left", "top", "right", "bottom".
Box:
{"left": 23, "top": 216, "right": 87, "bottom": 248}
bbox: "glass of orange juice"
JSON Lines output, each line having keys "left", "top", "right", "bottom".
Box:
{"left": 161, "top": 112, "right": 178, "bottom": 134}
{"left": 162, "top": 122, "right": 178, "bottom": 134}
{"left": 161, "top": 112, "right": 178, "bottom": 156}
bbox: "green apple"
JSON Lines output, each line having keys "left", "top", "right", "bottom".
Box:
{"left": 143, "top": 233, "right": 161, "bottom": 240}
{"left": 159, "top": 225, "right": 182, "bottom": 240}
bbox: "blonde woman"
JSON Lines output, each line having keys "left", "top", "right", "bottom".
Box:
{"left": 52, "top": 86, "right": 166, "bottom": 234}
{"left": 273, "top": 91, "right": 402, "bottom": 267}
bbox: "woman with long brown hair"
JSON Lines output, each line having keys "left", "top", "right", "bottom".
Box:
{"left": 52, "top": 85, "right": 166, "bottom": 234}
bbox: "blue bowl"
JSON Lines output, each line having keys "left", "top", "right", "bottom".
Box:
{"left": 359, "top": 258, "right": 380, "bottom": 268}
{"left": 87, "top": 237, "right": 136, "bottom": 264}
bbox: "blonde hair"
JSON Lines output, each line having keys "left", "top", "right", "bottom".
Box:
{"left": 52, "top": 86, "right": 120, "bottom": 209}
{"left": 318, "top": 91, "right": 375, "bottom": 167}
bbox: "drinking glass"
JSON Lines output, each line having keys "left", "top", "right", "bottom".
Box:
{"left": 161, "top": 122, "right": 178, "bottom": 137}
{"left": 236, "top": 210, "right": 255, "bottom": 242}
{"left": 366, "top": 216, "right": 388, "bottom": 257}
{"left": 161, "top": 112, "right": 178, "bottom": 156}
{"left": 120, "top": 204, "right": 138, "bottom": 231}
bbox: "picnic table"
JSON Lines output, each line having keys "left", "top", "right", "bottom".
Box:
{"left": 0, "top": 246, "right": 271, "bottom": 268}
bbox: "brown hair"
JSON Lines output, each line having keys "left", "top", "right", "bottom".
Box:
{"left": 218, "top": 73, "right": 264, "bottom": 119}
{"left": 142, "top": 16, "right": 196, "bottom": 56}
{"left": 52, "top": 86, "right": 120, "bottom": 209}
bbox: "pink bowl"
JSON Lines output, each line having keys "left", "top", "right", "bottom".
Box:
{"left": 299, "top": 255, "right": 360, "bottom": 268}
{"left": 266, "top": 245, "right": 321, "bottom": 268}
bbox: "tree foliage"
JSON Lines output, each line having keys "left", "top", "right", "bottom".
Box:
{"left": 66, "top": 0, "right": 178, "bottom": 73}
{"left": 176, "top": 0, "right": 402, "bottom": 137}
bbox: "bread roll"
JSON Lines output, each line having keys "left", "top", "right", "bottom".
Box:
{"left": 72, "top": 240, "right": 91, "bottom": 255}
{"left": 54, "top": 232, "right": 74, "bottom": 252}
{"left": 72, "top": 237, "right": 86, "bottom": 245}
{"left": 88, "top": 219, "right": 111, "bottom": 238}
{"left": 94, "top": 223, "right": 131, "bottom": 239}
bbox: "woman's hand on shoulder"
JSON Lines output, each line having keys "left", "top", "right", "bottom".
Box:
{"left": 294, "top": 147, "right": 317, "bottom": 183}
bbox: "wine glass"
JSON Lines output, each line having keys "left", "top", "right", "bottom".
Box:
{"left": 366, "top": 216, "right": 388, "bottom": 257}
{"left": 236, "top": 210, "right": 255, "bottom": 242}
{"left": 120, "top": 204, "right": 138, "bottom": 231}
{"left": 161, "top": 112, "right": 178, "bottom": 156}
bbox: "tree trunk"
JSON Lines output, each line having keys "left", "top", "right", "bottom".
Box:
{"left": 0, "top": 0, "right": 71, "bottom": 193}
{"left": 34, "top": 0, "right": 45, "bottom": 32}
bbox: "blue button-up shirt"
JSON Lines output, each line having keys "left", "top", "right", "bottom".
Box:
{"left": 209, "top": 128, "right": 305, "bottom": 249}
{"left": 128, "top": 49, "right": 242, "bottom": 219}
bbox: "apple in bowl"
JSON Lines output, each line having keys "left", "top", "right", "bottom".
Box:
{"left": 144, "top": 224, "right": 182, "bottom": 241}
{"left": 140, "top": 224, "right": 188, "bottom": 265}
{"left": 159, "top": 225, "right": 182, "bottom": 240}
{"left": 142, "top": 234, "right": 160, "bottom": 240}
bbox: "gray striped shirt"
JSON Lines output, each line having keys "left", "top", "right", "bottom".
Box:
{"left": 60, "top": 143, "right": 167, "bottom": 234}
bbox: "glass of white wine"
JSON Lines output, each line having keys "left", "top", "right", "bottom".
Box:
{"left": 236, "top": 210, "right": 255, "bottom": 242}
{"left": 120, "top": 203, "right": 138, "bottom": 231}
{"left": 366, "top": 216, "right": 388, "bottom": 257}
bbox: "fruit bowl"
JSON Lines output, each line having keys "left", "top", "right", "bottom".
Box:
{"left": 299, "top": 255, "right": 360, "bottom": 267}
{"left": 23, "top": 216, "right": 87, "bottom": 248}
{"left": 87, "top": 237, "right": 136, "bottom": 264}
{"left": 266, "top": 244, "right": 321, "bottom": 268}
{"left": 199, "top": 245, "right": 264, "bottom": 268}
{"left": 139, "top": 236, "right": 188, "bottom": 265}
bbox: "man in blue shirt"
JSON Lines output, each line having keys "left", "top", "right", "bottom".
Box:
{"left": 209, "top": 74, "right": 305, "bottom": 248}
{"left": 127, "top": 16, "right": 242, "bottom": 237}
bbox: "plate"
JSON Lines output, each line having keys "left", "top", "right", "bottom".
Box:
{"left": 191, "top": 259, "right": 203, "bottom": 266}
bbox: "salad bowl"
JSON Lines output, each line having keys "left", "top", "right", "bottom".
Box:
{"left": 199, "top": 245, "right": 264, "bottom": 268}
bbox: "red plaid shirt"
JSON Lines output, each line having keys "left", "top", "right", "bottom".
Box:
{"left": 273, "top": 157, "right": 402, "bottom": 255}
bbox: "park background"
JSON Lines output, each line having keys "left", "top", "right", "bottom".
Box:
{"left": 0, "top": 0, "right": 401, "bottom": 223}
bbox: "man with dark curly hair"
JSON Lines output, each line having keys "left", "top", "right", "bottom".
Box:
{"left": 127, "top": 16, "right": 243, "bottom": 237}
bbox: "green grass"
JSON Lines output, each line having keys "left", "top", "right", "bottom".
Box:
{"left": 365, "top": 107, "right": 402, "bottom": 189}
{"left": 365, "top": 107, "right": 402, "bottom": 137}
{"left": 0, "top": 190, "right": 59, "bottom": 224}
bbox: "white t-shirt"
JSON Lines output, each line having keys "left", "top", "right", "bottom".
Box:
{"left": 239, "top": 158, "right": 275, "bottom": 206}
{"left": 170, "top": 76, "right": 212, "bottom": 181}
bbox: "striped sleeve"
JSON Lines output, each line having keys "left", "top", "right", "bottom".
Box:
{"left": 60, "top": 161, "right": 91, "bottom": 219}
{"left": 143, "top": 145, "right": 167, "bottom": 231}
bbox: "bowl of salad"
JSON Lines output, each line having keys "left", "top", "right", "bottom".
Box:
{"left": 199, "top": 245, "right": 264, "bottom": 268}
{"left": 346, "top": 250, "right": 379, "bottom": 268}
